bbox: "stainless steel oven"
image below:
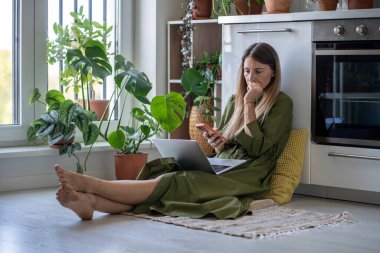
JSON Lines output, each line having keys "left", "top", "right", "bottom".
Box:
{"left": 312, "top": 19, "right": 380, "bottom": 148}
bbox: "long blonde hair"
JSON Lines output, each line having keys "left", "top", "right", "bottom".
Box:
{"left": 222, "top": 43, "right": 281, "bottom": 141}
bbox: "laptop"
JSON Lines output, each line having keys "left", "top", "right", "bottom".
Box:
{"left": 153, "top": 139, "right": 247, "bottom": 175}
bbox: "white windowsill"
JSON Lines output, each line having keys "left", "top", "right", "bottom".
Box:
{"left": 0, "top": 141, "right": 157, "bottom": 159}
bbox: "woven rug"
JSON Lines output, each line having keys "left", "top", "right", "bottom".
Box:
{"left": 124, "top": 199, "right": 355, "bottom": 239}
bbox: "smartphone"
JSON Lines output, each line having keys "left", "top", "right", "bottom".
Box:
{"left": 195, "top": 123, "right": 214, "bottom": 133}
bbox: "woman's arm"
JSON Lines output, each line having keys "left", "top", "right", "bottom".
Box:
{"left": 243, "top": 82, "right": 262, "bottom": 136}
{"left": 236, "top": 92, "right": 293, "bottom": 157}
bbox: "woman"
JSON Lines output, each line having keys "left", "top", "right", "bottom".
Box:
{"left": 55, "top": 42, "right": 293, "bottom": 220}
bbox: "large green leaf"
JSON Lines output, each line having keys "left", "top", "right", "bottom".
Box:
{"left": 29, "top": 88, "right": 41, "bottom": 105}
{"left": 83, "top": 123, "right": 99, "bottom": 145}
{"left": 150, "top": 92, "right": 185, "bottom": 133}
{"left": 59, "top": 100, "right": 76, "bottom": 126}
{"left": 36, "top": 123, "right": 55, "bottom": 137}
{"left": 83, "top": 39, "right": 106, "bottom": 53}
{"left": 85, "top": 110, "right": 99, "bottom": 122}
{"left": 45, "top": 90, "right": 65, "bottom": 105}
{"left": 27, "top": 126, "right": 38, "bottom": 141}
{"left": 181, "top": 68, "right": 208, "bottom": 97}
{"left": 121, "top": 70, "right": 152, "bottom": 98}
{"left": 66, "top": 45, "right": 112, "bottom": 80}
{"left": 85, "top": 46, "right": 112, "bottom": 78}
{"left": 108, "top": 129, "right": 125, "bottom": 150}
{"left": 74, "top": 112, "right": 89, "bottom": 132}
{"left": 41, "top": 110, "right": 59, "bottom": 123}
{"left": 114, "top": 54, "right": 134, "bottom": 72}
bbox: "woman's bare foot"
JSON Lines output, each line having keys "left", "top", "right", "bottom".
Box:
{"left": 56, "top": 183, "right": 95, "bottom": 220}
{"left": 54, "top": 164, "right": 100, "bottom": 193}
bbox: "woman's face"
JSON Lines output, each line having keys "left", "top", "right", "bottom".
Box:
{"left": 243, "top": 57, "right": 274, "bottom": 90}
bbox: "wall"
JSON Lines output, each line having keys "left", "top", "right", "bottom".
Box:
{"left": 133, "top": 0, "right": 182, "bottom": 99}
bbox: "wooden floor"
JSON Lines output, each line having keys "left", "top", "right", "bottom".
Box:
{"left": 0, "top": 188, "right": 379, "bottom": 253}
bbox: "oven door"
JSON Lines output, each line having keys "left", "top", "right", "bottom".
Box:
{"left": 312, "top": 41, "right": 380, "bottom": 148}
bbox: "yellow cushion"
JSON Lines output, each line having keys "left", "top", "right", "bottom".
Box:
{"left": 265, "top": 128, "right": 308, "bottom": 204}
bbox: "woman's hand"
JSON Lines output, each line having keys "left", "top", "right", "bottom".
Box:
{"left": 244, "top": 82, "right": 263, "bottom": 104}
{"left": 203, "top": 129, "right": 227, "bottom": 154}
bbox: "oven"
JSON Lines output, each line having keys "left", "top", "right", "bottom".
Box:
{"left": 312, "top": 19, "right": 380, "bottom": 149}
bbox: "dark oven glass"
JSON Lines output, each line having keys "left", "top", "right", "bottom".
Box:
{"left": 313, "top": 41, "right": 380, "bottom": 148}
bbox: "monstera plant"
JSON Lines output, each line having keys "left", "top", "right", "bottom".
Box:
{"left": 98, "top": 55, "right": 186, "bottom": 180}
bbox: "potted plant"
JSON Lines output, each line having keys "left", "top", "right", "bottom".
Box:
{"left": 27, "top": 89, "right": 99, "bottom": 174}
{"left": 263, "top": 0, "right": 292, "bottom": 14}
{"left": 317, "top": 0, "right": 339, "bottom": 11}
{"left": 98, "top": 55, "right": 186, "bottom": 180}
{"left": 348, "top": 0, "right": 373, "bottom": 9}
{"left": 235, "top": 0, "right": 263, "bottom": 15}
{"left": 212, "top": 0, "right": 263, "bottom": 16}
{"left": 192, "top": 0, "right": 213, "bottom": 19}
{"left": 47, "top": 6, "right": 112, "bottom": 120}
{"left": 181, "top": 51, "right": 221, "bottom": 155}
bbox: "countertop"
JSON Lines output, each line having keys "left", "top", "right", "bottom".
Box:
{"left": 218, "top": 8, "right": 380, "bottom": 24}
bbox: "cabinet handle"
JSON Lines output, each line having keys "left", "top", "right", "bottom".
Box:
{"left": 237, "top": 28, "right": 292, "bottom": 34}
{"left": 328, "top": 152, "right": 380, "bottom": 161}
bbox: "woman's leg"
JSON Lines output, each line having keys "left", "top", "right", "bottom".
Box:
{"left": 55, "top": 164, "right": 161, "bottom": 205}
{"left": 56, "top": 183, "right": 134, "bottom": 220}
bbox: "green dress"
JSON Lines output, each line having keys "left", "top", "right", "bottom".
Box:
{"left": 133, "top": 92, "right": 293, "bottom": 219}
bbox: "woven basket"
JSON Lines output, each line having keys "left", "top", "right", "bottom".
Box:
{"left": 189, "top": 104, "right": 214, "bottom": 156}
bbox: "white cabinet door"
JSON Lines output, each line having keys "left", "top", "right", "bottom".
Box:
{"left": 222, "top": 21, "right": 312, "bottom": 183}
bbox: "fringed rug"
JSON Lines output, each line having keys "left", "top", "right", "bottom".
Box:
{"left": 124, "top": 199, "right": 355, "bottom": 239}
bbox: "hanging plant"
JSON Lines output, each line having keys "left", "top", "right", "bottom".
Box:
{"left": 179, "top": 0, "right": 195, "bottom": 71}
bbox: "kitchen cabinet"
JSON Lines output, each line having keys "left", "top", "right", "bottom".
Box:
{"left": 310, "top": 143, "right": 380, "bottom": 192}
{"left": 222, "top": 21, "right": 312, "bottom": 183}
{"left": 167, "top": 20, "right": 222, "bottom": 139}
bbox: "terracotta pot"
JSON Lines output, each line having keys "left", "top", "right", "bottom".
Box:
{"left": 235, "top": 0, "right": 263, "bottom": 15}
{"left": 318, "top": 0, "right": 339, "bottom": 11}
{"left": 114, "top": 152, "right": 148, "bottom": 180}
{"left": 192, "top": 0, "right": 212, "bottom": 20}
{"left": 78, "top": 99, "right": 109, "bottom": 120}
{"left": 189, "top": 104, "right": 214, "bottom": 156}
{"left": 348, "top": 0, "right": 373, "bottom": 9}
{"left": 264, "top": 0, "right": 292, "bottom": 14}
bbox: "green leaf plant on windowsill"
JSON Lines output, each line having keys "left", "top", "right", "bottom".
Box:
{"left": 47, "top": 6, "right": 113, "bottom": 120}
{"left": 27, "top": 89, "right": 99, "bottom": 174}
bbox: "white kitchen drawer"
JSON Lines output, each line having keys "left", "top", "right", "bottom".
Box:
{"left": 310, "top": 143, "right": 380, "bottom": 192}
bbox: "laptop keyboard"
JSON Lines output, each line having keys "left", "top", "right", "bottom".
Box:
{"left": 211, "top": 164, "right": 231, "bottom": 173}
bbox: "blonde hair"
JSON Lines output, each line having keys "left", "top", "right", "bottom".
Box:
{"left": 222, "top": 43, "right": 281, "bottom": 141}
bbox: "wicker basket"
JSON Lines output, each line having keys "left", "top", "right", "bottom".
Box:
{"left": 189, "top": 104, "right": 214, "bottom": 156}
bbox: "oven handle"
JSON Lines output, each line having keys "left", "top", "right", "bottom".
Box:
{"left": 237, "top": 28, "right": 292, "bottom": 34}
{"left": 328, "top": 152, "right": 380, "bottom": 161}
{"left": 315, "top": 49, "right": 380, "bottom": 56}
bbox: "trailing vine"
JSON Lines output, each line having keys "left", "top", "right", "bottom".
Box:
{"left": 179, "top": 0, "right": 195, "bottom": 71}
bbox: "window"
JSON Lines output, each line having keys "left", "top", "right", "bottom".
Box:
{"left": 0, "top": 1, "right": 18, "bottom": 126}
{"left": 0, "top": 0, "right": 132, "bottom": 145}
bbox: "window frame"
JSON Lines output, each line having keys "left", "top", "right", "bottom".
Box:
{"left": 0, "top": 0, "right": 133, "bottom": 146}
